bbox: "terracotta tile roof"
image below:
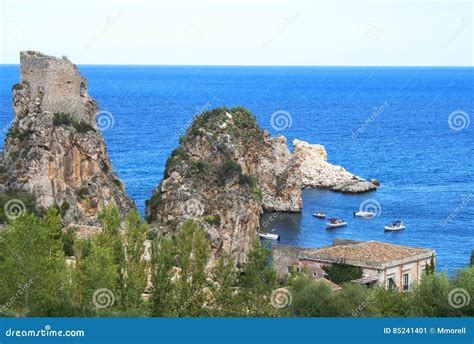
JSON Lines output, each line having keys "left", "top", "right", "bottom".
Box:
{"left": 302, "top": 241, "right": 433, "bottom": 267}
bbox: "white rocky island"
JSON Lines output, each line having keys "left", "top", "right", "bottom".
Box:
{"left": 293, "top": 139, "right": 378, "bottom": 193}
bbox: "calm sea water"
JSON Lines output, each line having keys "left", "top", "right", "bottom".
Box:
{"left": 1, "top": 65, "right": 473, "bottom": 273}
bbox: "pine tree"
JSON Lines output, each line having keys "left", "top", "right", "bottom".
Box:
{"left": 173, "top": 220, "right": 209, "bottom": 317}
{"left": 209, "top": 252, "right": 240, "bottom": 316}
{"left": 150, "top": 237, "right": 176, "bottom": 317}
{"left": 470, "top": 250, "right": 474, "bottom": 267}
{"left": 0, "top": 209, "right": 71, "bottom": 316}
{"left": 122, "top": 210, "right": 148, "bottom": 309}
{"left": 238, "top": 239, "right": 278, "bottom": 316}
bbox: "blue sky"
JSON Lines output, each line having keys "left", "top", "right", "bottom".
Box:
{"left": 1, "top": 0, "right": 472, "bottom": 66}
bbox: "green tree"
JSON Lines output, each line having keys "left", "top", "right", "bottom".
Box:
{"left": 0, "top": 209, "right": 71, "bottom": 316}
{"left": 173, "top": 220, "right": 210, "bottom": 317}
{"left": 450, "top": 267, "right": 474, "bottom": 316}
{"left": 97, "top": 204, "right": 125, "bottom": 299}
{"left": 70, "top": 238, "right": 91, "bottom": 314}
{"left": 470, "top": 250, "right": 474, "bottom": 267}
{"left": 150, "top": 237, "right": 176, "bottom": 317}
{"left": 83, "top": 238, "right": 119, "bottom": 314}
{"left": 425, "top": 254, "right": 436, "bottom": 275}
{"left": 411, "top": 272, "right": 453, "bottom": 316}
{"left": 208, "top": 252, "right": 240, "bottom": 316}
{"left": 122, "top": 210, "right": 148, "bottom": 310}
{"left": 285, "top": 274, "right": 335, "bottom": 317}
{"left": 150, "top": 220, "right": 210, "bottom": 317}
{"left": 238, "top": 239, "right": 278, "bottom": 316}
{"left": 322, "top": 262, "right": 363, "bottom": 285}
{"left": 374, "top": 288, "right": 414, "bottom": 317}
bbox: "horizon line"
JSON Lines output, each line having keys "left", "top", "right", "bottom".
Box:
{"left": 0, "top": 63, "right": 473, "bottom": 68}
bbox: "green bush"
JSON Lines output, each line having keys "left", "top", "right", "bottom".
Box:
{"left": 6, "top": 127, "right": 29, "bottom": 141}
{"left": 216, "top": 160, "right": 242, "bottom": 185}
{"left": 146, "top": 230, "right": 158, "bottom": 241}
{"left": 203, "top": 214, "right": 221, "bottom": 226}
{"left": 0, "top": 190, "right": 38, "bottom": 224}
{"left": 62, "top": 228, "right": 76, "bottom": 257}
{"left": 53, "top": 112, "right": 95, "bottom": 133}
{"left": 322, "top": 262, "right": 363, "bottom": 285}
{"left": 76, "top": 187, "right": 89, "bottom": 200}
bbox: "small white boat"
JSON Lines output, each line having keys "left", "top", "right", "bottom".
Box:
{"left": 313, "top": 212, "right": 326, "bottom": 219}
{"left": 384, "top": 221, "right": 405, "bottom": 231}
{"left": 353, "top": 211, "right": 375, "bottom": 218}
{"left": 259, "top": 233, "right": 280, "bottom": 240}
{"left": 326, "top": 218, "right": 347, "bottom": 229}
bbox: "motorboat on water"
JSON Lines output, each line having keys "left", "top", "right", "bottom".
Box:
{"left": 259, "top": 228, "right": 280, "bottom": 240}
{"left": 353, "top": 211, "right": 375, "bottom": 218}
{"left": 313, "top": 212, "right": 326, "bottom": 219}
{"left": 384, "top": 220, "right": 405, "bottom": 231}
{"left": 326, "top": 218, "right": 347, "bottom": 229}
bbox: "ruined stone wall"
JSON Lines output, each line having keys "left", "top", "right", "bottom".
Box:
{"left": 272, "top": 244, "right": 308, "bottom": 278}
{"left": 19, "top": 51, "right": 94, "bottom": 123}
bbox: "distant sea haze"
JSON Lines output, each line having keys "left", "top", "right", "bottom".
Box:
{"left": 0, "top": 65, "right": 473, "bottom": 274}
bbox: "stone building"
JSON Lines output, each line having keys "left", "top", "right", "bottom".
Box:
{"left": 273, "top": 239, "right": 435, "bottom": 291}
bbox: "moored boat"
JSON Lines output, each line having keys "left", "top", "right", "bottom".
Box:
{"left": 326, "top": 218, "right": 347, "bottom": 229}
{"left": 384, "top": 220, "right": 405, "bottom": 231}
{"left": 259, "top": 233, "right": 280, "bottom": 240}
{"left": 353, "top": 211, "right": 375, "bottom": 218}
{"left": 313, "top": 212, "right": 326, "bottom": 219}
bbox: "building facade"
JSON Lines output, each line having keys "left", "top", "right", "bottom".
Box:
{"left": 273, "top": 239, "right": 435, "bottom": 291}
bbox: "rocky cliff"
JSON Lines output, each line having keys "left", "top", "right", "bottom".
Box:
{"left": 0, "top": 51, "right": 134, "bottom": 225}
{"left": 293, "top": 139, "right": 377, "bottom": 193}
{"left": 145, "top": 108, "right": 378, "bottom": 266}
{"left": 145, "top": 108, "right": 302, "bottom": 266}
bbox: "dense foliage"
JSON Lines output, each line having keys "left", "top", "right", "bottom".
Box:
{"left": 53, "top": 112, "right": 95, "bottom": 133}
{"left": 0, "top": 207, "right": 473, "bottom": 317}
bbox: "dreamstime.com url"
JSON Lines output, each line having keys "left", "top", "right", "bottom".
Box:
{"left": 4, "top": 325, "right": 85, "bottom": 338}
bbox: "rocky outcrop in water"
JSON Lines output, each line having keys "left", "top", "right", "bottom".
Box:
{"left": 146, "top": 109, "right": 377, "bottom": 265}
{"left": 293, "top": 139, "right": 378, "bottom": 193}
{"left": 0, "top": 51, "right": 134, "bottom": 225}
{"left": 145, "top": 108, "right": 302, "bottom": 266}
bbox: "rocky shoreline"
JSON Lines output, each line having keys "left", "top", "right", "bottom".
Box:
{"left": 0, "top": 51, "right": 378, "bottom": 266}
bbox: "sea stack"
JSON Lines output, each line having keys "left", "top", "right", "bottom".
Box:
{"left": 0, "top": 51, "right": 134, "bottom": 225}
{"left": 146, "top": 108, "right": 378, "bottom": 266}
{"left": 145, "top": 107, "right": 302, "bottom": 266}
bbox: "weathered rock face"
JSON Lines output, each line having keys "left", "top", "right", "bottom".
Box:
{"left": 145, "top": 108, "right": 302, "bottom": 266}
{"left": 0, "top": 51, "right": 134, "bottom": 225}
{"left": 293, "top": 139, "right": 377, "bottom": 193}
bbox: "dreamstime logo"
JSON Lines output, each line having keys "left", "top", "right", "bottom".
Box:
{"left": 448, "top": 110, "right": 470, "bottom": 131}
{"left": 182, "top": 24, "right": 203, "bottom": 41}
{"left": 92, "top": 288, "right": 115, "bottom": 309}
{"left": 448, "top": 288, "right": 470, "bottom": 309}
{"left": 359, "top": 199, "right": 382, "bottom": 218}
{"left": 96, "top": 111, "right": 115, "bottom": 131}
{"left": 4, "top": 199, "right": 26, "bottom": 221}
{"left": 0, "top": 278, "right": 34, "bottom": 313}
{"left": 270, "top": 110, "right": 292, "bottom": 131}
{"left": 352, "top": 101, "right": 390, "bottom": 139}
{"left": 184, "top": 198, "right": 204, "bottom": 217}
{"left": 440, "top": 193, "right": 473, "bottom": 228}
{"left": 270, "top": 288, "right": 292, "bottom": 309}
{"left": 3, "top": 21, "right": 25, "bottom": 42}
{"left": 360, "top": 22, "right": 382, "bottom": 42}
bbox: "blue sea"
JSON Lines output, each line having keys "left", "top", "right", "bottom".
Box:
{"left": 1, "top": 65, "right": 473, "bottom": 273}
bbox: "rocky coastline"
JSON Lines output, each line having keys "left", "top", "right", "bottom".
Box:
{"left": 0, "top": 51, "right": 378, "bottom": 266}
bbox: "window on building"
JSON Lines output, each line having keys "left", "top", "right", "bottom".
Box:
{"left": 387, "top": 277, "right": 396, "bottom": 290}
{"left": 403, "top": 273, "right": 409, "bottom": 291}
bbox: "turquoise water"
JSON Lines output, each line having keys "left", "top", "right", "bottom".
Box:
{"left": 1, "top": 65, "right": 473, "bottom": 273}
